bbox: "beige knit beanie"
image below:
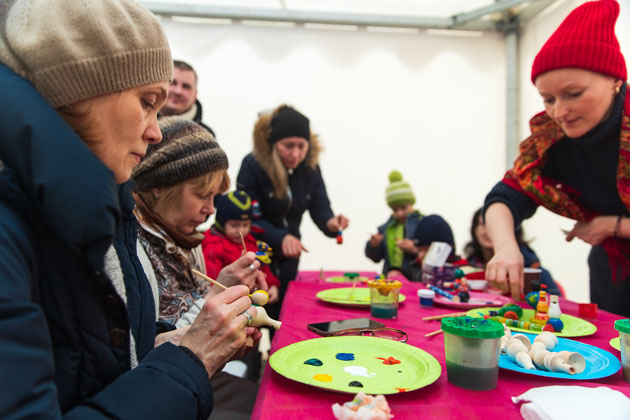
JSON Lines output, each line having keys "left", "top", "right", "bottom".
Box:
{"left": 0, "top": 0, "right": 173, "bottom": 108}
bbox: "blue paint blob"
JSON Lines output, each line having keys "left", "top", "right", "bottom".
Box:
{"left": 348, "top": 381, "right": 363, "bottom": 388}
{"left": 336, "top": 353, "right": 355, "bottom": 361}
{"left": 304, "top": 358, "right": 323, "bottom": 366}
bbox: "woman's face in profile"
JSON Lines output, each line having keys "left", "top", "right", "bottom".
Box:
{"left": 535, "top": 68, "right": 621, "bottom": 139}
{"left": 159, "top": 182, "right": 218, "bottom": 236}
{"left": 275, "top": 136, "right": 309, "bottom": 169}
{"left": 78, "top": 81, "right": 168, "bottom": 183}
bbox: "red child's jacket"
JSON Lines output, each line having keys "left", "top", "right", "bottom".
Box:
{"left": 202, "top": 227, "right": 280, "bottom": 288}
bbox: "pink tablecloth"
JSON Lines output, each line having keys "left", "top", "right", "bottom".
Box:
{"left": 252, "top": 273, "right": 628, "bottom": 419}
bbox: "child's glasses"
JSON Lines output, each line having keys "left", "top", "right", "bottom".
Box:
{"left": 329, "top": 327, "right": 408, "bottom": 343}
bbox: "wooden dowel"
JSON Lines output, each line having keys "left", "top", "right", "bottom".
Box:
{"left": 424, "top": 329, "right": 444, "bottom": 338}
{"left": 239, "top": 231, "right": 247, "bottom": 255}
{"left": 191, "top": 269, "right": 227, "bottom": 290}
{"left": 421, "top": 311, "right": 468, "bottom": 321}
{"left": 348, "top": 281, "right": 357, "bottom": 300}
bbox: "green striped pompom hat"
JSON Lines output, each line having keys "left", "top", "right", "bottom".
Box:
{"left": 385, "top": 170, "right": 415, "bottom": 208}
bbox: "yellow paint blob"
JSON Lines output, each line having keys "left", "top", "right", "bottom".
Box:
{"left": 313, "top": 374, "right": 333, "bottom": 382}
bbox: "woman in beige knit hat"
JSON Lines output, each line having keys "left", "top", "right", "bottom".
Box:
{"left": 0, "top": 0, "right": 250, "bottom": 418}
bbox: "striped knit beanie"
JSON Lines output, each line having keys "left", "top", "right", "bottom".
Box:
{"left": 0, "top": 0, "right": 172, "bottom": 108}
{"left": 531, "top": 0, "right": 626, "bottom": 83}
{"left": 385, "top": 170, "right": 415, "bottom": 208}
{"left": 132, "top": 117, "right": 228, "bottom": 191}
{"left": 215, "top": 190, "right": 253, "bottom": 228}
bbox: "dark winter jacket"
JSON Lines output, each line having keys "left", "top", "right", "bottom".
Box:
{"left": 0, "top": 64, "right": 212, "bottom": 419}
{"left": 237, "top": 153, "right": 335, "bottom": 253}
{"left": 365, "top": 212, "right": 423, "bottom": 275}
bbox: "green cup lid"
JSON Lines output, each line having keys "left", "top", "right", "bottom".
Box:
{"left": 441, "top": 316, "right": 504, "bottom": 339}
{"left": 344, "top": 272, "right": 359, "bottom": 278}
{"left": 614, "top": 319, "right": 630, "bottom": 334}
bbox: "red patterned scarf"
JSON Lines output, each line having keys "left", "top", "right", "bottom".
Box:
{"left": 502, "top": 95, "right": 630, "bottom": 281}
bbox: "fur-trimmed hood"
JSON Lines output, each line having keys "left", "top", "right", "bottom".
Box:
{"left": 252, "top": 104, "right": 322, "bottom": 171}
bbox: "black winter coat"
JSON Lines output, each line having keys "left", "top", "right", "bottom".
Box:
{"left": 0, "top": 64, "right": 212, "bottom": 419}
{"left": 236, "top": 153, "right": 335, "bottom": 253}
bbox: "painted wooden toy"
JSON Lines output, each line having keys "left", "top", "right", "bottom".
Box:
{"left": 336, "top": 229, "right": 343, "bottom": 244}
{"left": 255, "top": 240, "right": 272, "bottom": 265}
{"left": 547, "top": 294, "right": 562, "bottom": 319}
{"left": 428, "top": 285, "right": 455, "bottom": 300}
{"left": 250, "top": 289, "right": 269, "bottom": 306}
{"left": 530, "top": 290, "right": 550, "bottom": 325}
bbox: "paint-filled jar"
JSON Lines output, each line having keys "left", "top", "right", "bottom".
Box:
{"left": 417, "top": 289, "right": 435, "bottom": 307}
{"left": 441, "top": 316, "right": 504, "bottom": 390}
{"left": 614, "top": 319, "right": 630, "bottom": 383}
{"left": 367, "top": 279, "right": 402, "bottom": 319}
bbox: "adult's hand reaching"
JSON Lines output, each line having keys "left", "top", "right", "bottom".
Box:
{"left": 282, "top": 234, "right": 308, "bottom": 258}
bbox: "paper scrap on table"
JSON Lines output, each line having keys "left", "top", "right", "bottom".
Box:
{"left": 332, "top": 392, "right": 393, "bottom": 420}
{"left": 512, "top": 385, "right": 630, "bottom": 420}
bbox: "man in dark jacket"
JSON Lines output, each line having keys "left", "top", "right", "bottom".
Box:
{"left": 160, "top": 60, "right": 216, "bottom": 137}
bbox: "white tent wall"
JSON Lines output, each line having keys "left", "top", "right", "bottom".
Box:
{"left": 518, "top": 0, "right": 630, "bottom": 302}
{"left": 160, "top": 0, "right": 629, "bottom": 302}
{"left": 161, "top": 18, "right": 506, "bottom": 278}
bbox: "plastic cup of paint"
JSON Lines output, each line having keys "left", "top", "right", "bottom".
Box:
{"left": 441, "top": 316, "right": 504, "bottom": 390}
{"left": 614, "top": 319, "right": 630, "bottom": 383}
{"left": 367, "top": 279, "right": 402, "bottom": 319}
{"left": 522, "top": 267, "right": 542, "bottom": 294}
{"left": 417, "top": 289, "right": 435, "bottom": 307}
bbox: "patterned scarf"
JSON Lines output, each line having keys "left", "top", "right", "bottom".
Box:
{"left": 502, "top": 93, "right": 630, "bottom": 281}
{"left": 133, "top": 193, "right": 205, "bottom": 250}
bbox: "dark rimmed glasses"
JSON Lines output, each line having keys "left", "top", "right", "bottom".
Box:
{"left": 329, "top": 327, "right": 408, "bottom": 343}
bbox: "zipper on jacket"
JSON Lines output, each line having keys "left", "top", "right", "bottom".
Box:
{"left": 283, "top": 171, "right": 293, "bottom": 230}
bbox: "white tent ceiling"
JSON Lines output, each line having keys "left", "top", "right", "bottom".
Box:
{"left": 141, "top": 0, "right": 559, "bottom": 32}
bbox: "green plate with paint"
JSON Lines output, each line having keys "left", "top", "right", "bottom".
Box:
{"left": 610, "top": 337, "right": 621, "bottom": 351}
{"left": 316, "top": 287, "right": 406, "bottom": 307}
{"left": 269, "top": 336, "right": 441, "bottom": 394}
{"left": 326, "top": 276, "right": 371, "bottom": 283}
{"left": 467, "top": 307, "right": 596, "bottom": 337}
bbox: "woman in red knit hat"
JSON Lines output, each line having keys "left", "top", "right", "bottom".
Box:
{"left": 483, "top": 0, "right": 630, "bottom": 316}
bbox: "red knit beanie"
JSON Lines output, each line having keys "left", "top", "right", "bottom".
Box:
{"left": 531, "top": 0, "right": 626, "bottom": 83}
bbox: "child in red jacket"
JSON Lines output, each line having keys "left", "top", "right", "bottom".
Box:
{"left": 203, "top": 190, "right": 280, "bottom": 303}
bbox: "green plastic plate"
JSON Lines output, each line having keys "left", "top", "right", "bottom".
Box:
{"left": 326, "top": 276, "right": 371, "bottom": 283}
{"left": 269, "top": 336, "right": 441, "bottom": 394}
{"left": 316, "top": 287, "right": 406, "bottom": 307}
{"left": 467, "top": 307, "right": 597, "bottom": 337}
{"left": 610, "top": 336, "right": 621, "bottom": 351}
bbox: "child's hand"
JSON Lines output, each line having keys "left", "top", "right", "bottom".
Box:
{"left": 396, "top": 238, "right": 418, "bottom": 254}
{"left": 268, "top": 285, "right": 279, "bottom": 303}
{"left": 369, "top": 233, "right": 384, "bottom": 247}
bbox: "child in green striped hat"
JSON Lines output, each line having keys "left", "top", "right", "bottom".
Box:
{"left": 365, "top": 170, "right": 423, "bottom": 278}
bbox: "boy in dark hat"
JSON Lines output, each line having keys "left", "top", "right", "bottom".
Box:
{"left": 202, "top": 190, "right": 280, "bottom": 303}
{"left": 405, "top": 215, "right": 457, "bottom": 282}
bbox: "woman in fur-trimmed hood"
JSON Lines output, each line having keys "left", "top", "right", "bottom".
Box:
{"left": 237, "top": 104, "right": 349, "bottom": 300}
